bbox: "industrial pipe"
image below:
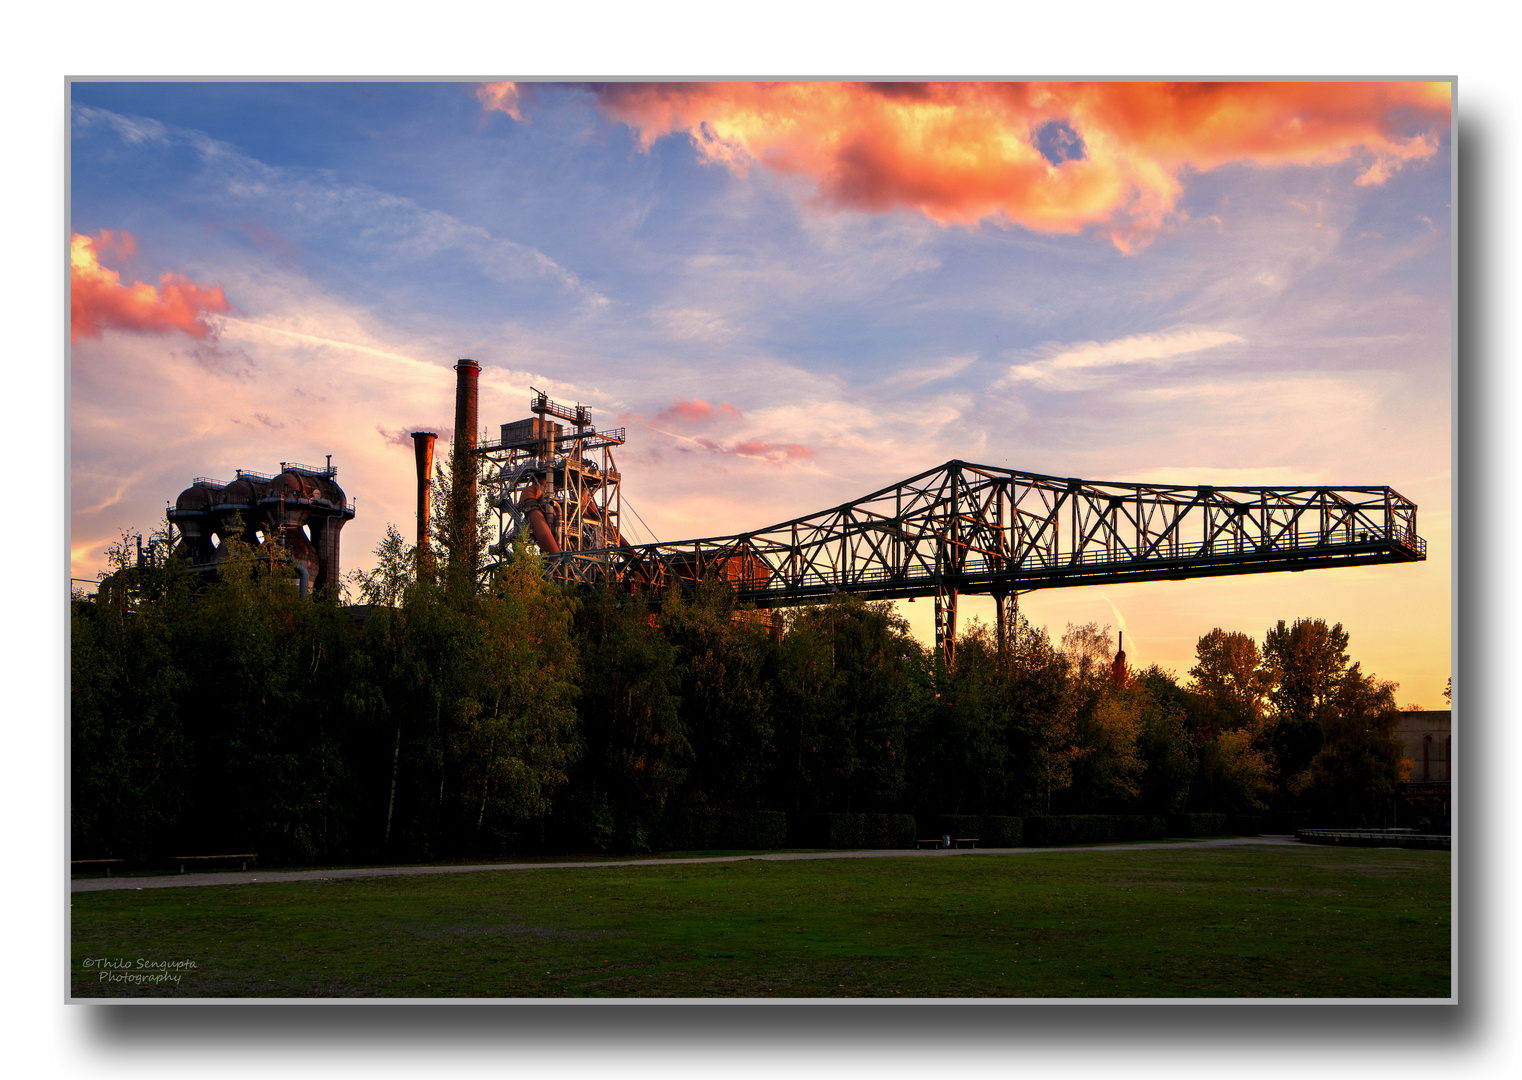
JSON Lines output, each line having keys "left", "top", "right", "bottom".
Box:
{"left": 411, "top": 431, "right": 436, "bottom": 554}
{"left": 519, "top": 480, "right": 561, "bottom": 554}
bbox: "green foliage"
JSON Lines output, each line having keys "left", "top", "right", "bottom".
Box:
{"left": 1263, "top": 618, "right": 1350, "bottom": 725}
{"left": 1131, "top": 667, "right": 1195, "bottom": 815}
{"left": 654, "top": 807, "right": 787, "bottom": 851}
{"left": 1164, "top": 813, "right": 1230, "bottom": 837}
{"left": 789, "top": 812, "right": 917, "bottom": 849}
{"left": 567, "top": 585, "right": 686, "bottom": 851}
{"left": 1189, "top": 628, "right": 1270, "bottom": 726}
{"left": 659, "top": 580, "right": 774, "bottom": 814}
{"left": 772, "top": 595, "right": 923, "bottom": 814}
{"left": 1023, "top": 814, "right": 1165, "bottom": 846}
{"left": 1290, "top": 664, "right": 1408, "bottom": 826}
{"left": 73, "top": 508, "right": 1420, "bottom": 862}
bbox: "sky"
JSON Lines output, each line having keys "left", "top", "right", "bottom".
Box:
{"left": 68, "top": 80, "right": 1452, "bottom": 705}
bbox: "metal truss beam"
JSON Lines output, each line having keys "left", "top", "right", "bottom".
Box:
{"left": 536, "top": 459, "right": 1427, "bottom": 667}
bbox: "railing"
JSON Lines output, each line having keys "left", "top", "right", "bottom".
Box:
{"left": 281, "top": 461, "right": 338, "bottom": 479}
{"left": 531, "top": 460, "right": 1425, "bottom": 605}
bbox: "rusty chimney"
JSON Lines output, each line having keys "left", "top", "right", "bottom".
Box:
{"left": 410, "top": 431, "right": 437, "bottom": 554}
{"left": 453, "top": 358, "right": 480, "bottom": 494}
{"left": 451, "top": 359, "right": 481, "bottom": 570}
{"left": 1111, "top": 630, "right": 1129, "bottom": 687}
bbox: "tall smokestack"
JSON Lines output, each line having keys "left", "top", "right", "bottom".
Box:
{"left": 453, "top": 358, "right": 480, "bottom": 471}
{"left": 411, "top": 431, "right": 436, "bottom": 556}
{"left": 452, "top": 358, "right": 481, "bottom": 573}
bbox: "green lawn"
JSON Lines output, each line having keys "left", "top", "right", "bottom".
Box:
{"left": 70, "top": 845, "right": 1450, "bottom": 998}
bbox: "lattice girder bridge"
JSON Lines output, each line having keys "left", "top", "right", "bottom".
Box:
{"left": 538, "top": 459, "right": 1427, "bottom": 667}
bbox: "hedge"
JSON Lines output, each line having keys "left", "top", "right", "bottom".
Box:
{"left": 1023, "top": 815, "right": 1165, "bottom": 846}
{"left": 789, "top": 813, "right": 917, "bottom": 849}
{"left": 655, "top": 808, "right": 788, "bottom": 851}
{"left": 1164, "top": 813, "right": 1229, "bottom": 837}
{"left": 1226, "top": 813, "right": 1311, "bottom": 836}
{"left": 919, "top": 815, "right": 1024, "bottom": 847}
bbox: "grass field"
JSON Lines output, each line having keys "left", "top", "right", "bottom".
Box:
{"left": 70, "top": 844, "right": 1451, "bottom": 999}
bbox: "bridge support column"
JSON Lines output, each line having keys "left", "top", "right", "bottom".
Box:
{"left": 934, "top": 582, "right": 958, "bottom": 670}
{"left": 994, "top": 589, "right": 1018, "bottom": 650}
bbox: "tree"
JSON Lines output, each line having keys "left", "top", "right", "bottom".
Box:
{"left": 772, "top": 594, "right": 921, "bottom": 814}
{"left": 1263, "top": 618, "right": 1350, "bottom": 725}
{"left": 570, "top": 584, "right": 687, "bottom": 851}
{"left": 916, "top": 622, "right": 1008, "bottom": 815}
{"left": 1291, "top": 663, "right": 1409, "bottom": 826}
{"left": 1060, "top": 622, "right": 1114, "bottom": 686}
{"left": 659, "top": 579, "right": 778, "bottom": 821}
{"left": 1189, "top": 628, "right": 1270, "bottom": 729}
{"left": 1132, "top": 666, "right": 1196, "bottom": 815}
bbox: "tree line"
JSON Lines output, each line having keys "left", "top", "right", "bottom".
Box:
{"left": 71, "top": 508, "right": 1419, "bottom": 865}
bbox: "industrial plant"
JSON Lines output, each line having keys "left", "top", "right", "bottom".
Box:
{"left": 166, "top": 460, "right": 355, "bottom": 597}
{"left": 149, "top": 357, "right": 1427, "bottom": 669}
{"left": 407, "top": 358, "right": 1427, "bottom": 666}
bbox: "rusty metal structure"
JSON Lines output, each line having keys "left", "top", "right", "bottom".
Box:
{"left": 534, "top": 460, "right": 1426, "bottom": 667}
{"left": 167, "top": 460, "right": 355, "bottom": 597}
{"left": 455, "top": 365, "right": 1425, "bottom": 667}
{"left": 411, "top": 431, "right": 437, "bottom": 556}
{"left": 476, "top": 389, "right": 626, "bottom": 569}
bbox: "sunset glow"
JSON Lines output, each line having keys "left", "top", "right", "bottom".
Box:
{"left": 70, "top": 230, "right": 228, "bottom": 342}
{"left": 69, "top": 81, "right": 1451, "bottom": 706}
{"left": 479, "top": 82, "right": 1449, "bottom": 251}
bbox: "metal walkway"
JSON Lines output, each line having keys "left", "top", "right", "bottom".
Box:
{"left": 542, "top": 459, "right": 1426, "bottom": 665}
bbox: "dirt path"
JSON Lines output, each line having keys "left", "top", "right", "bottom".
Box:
{"left": 70, "top": 836, "right": 1303, "bottom": 894}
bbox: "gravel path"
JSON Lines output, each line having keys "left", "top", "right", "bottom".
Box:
{"left": 70, "top": 836, "right": 1303, "bottom": 894}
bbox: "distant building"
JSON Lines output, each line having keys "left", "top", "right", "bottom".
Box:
{"left": 1396, "top": 709, "right": 1450, "bottom": 831}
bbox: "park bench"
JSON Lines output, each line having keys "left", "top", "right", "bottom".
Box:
{"left": 173, "top": 854, "right": 258, "bottom": 874}
{"left": 72, "top": 859, "right": 126, "bottom": 878}
{"left": 916, "top": 837, "right": 981, "bottom": 849}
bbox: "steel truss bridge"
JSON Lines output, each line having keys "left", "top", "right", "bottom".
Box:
{"left": 537, "top": 460, "right": 1426, "bottom": 667}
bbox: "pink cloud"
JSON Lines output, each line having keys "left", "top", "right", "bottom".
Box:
{"left": 733, "top": 440, "right": 815, "bottom": 463}
{"left": 655, "top": 396, "right": 744, "bottom": 426}
{"left": 476, "top": 82, "right": 523, "bottom": 122}
{"left": 71, "top": 230, "right": 229, "bottom": 342}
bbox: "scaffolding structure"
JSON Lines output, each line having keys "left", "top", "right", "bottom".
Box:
{"left": 477, "top": 389, "right": 626, "bottom": 579}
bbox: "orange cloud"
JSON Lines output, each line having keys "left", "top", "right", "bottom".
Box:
{"left": 655, "top": 396, "right": 743, "bottom": 426}
{"left": 488, "top": 82, "right": 1448, "bottom": 251}
{"left": 71, "top": 231, "right": 229, "bottom": 342}
{"left": 476, "top": 82, "right": 523, "bottom": 121}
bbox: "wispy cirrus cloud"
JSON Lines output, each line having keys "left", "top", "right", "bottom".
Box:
{"left": 882, "top": 354, "right": 975, "bottom": 388}
{"left": 71, "top": 103, "right": 605, "bottom": 306}
{"left": 481, "top": 81, "right": 1449, "bottom": 252}
{"left": 1004, "top": 328, "right": 1245, "bottom": 391}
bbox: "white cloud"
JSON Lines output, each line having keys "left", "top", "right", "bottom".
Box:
{"left": 1004, "top": 328, "right": 1245, "bottom": 391}
{"left": 882, "top": 354, "right": 975, "bottom": 389}
{"left": 651, "top": 307, "right": 737, "bottom": 342}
